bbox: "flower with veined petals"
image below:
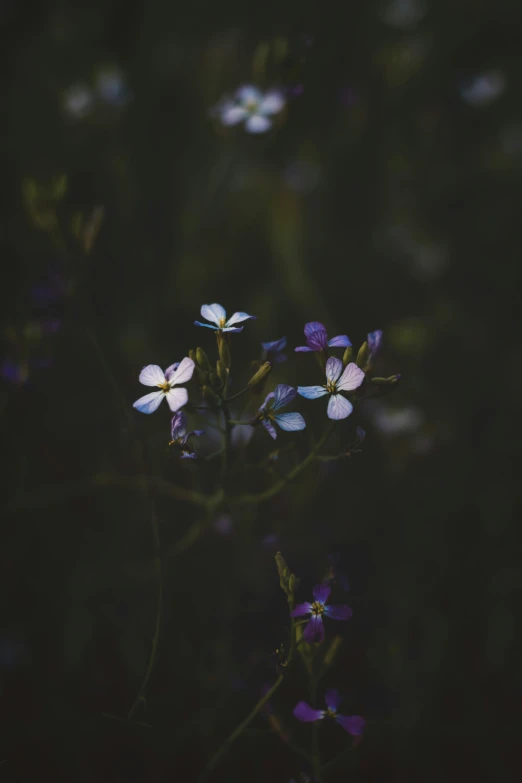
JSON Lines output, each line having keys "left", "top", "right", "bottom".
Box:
{"left": 298, "top": 357, "right": 365, "bottom": 420}
{"left": 295, "top": 321, "right": 351, "bottom": 353}
{"left": 293, "top": 689, "right": 365, "bottom": 736}
{"left": 259, "top": 384, "right": 306, "bottom": 440}
{"left": 194, "top": 303, "right": 256, "bottom": 334}
{"left": 217, "top": 85, "right": 285, "bottom": 134}
{"left": 169, "top": 411, "right": 205, "bottom": 459}
{"left": 262, "top": 336, "right": 287, "bottom": 363}
{"left": 367, "top": 330, "right": 383, "bottom": 361}
{"left": 133, "top": 357, "right": 194, "bottom": 414}
{"left": 291, "top": 583, "right": 352, "bottom": 643}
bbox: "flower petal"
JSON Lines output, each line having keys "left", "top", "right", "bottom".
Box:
{"left": 335, "top": 714, "right": 366, "bottom": 736}
{"left": 304, "top": 321, "right": 327, "bottom": 339}
{"left": 272, "top": 383, "right": 297, "bottom": 410}
{"left": 171, "top": 411, "right": 187, "bottom": 440}
{"left": 298, "top": 385, "right": 328, "bottom": 400}
{"left": 305, "top": 325, "right": 328, "bottom": 351}
{"left": 194, "top": 321, "right": 218, "bottom": 330}
{"left": 164, "top": 362, "right": 180, "bottom": 381}
{"left": 260, "top": 391, "right": 276, "bottom": 411}
{"left": 291, "top": 602, "right": 313, "bottom": 617}
{"left": 325, "top": 357, "right": 343, "bottom": 384}
{"left": 220, "top": 105, "right": 248, "bottom": 126}
{"left": 166, "top": 387, "right": 188, "bottom": 412}
{"left": 324, "top": 604, "right": 352, "bottom": 621}
{"left": 226, "top": 311, "right": 256, "bottom": 327}
{"left": 261, "top": 418, "right": 278, "bottom": 439}
{"left": 275, "top": 412, "right": 306, "bottom": 432}
{"left": 262, "top": 336, "right": 287, "bottom": 353}
{"left": 328, "top": 335, "right": 351, "bottom": 348}
{"left": 236, "top": 85, "right": 263, "bottom": 105}
{"left": 367, "top": 329, "right": 383, "bottom": 357}
{"left": 180, "top": 450, "right": 197, "bottom": 459}
{"left": 245, "top": 114, "right": 271, "bottom": 133}
{"left": 259, "top": 90, "right": 285, "bottom": 115}
{"left": 304, "top": 614, "right": 324, "bottom": 643}
{"left": 327, "top": 394, "right": 353, "bottom": 420}
{"left": 336, "top": 362, "right": 365, "bottom": 392}
{"left": 200, "top": 303, "right": 226, "bottom": 326}
{"left": 294, "top": 345, "right": 313, "bottom": 352}
{"left": 293, "top": 702, "right": 325, "bottom": 723}
{"left": 169, "top": 357, "right": 195, "bottom": 386}
{"left": 222, "top": 326, "right": 244, "bottom": 333}
{"left": 324, "top": 689, "right": 342, "bottom": 712}
{"left": 313, "top": 584, "right": 331, "bottom": 604}
{"left": 133, "top": 391, "right": 164, "bottom": 414}
{"left": 139, "top": 364, "right": 166, "bottom": 387}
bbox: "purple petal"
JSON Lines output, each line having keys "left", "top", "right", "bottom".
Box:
{"left": 169, "top": 356, "right": 195, "bottom": 386}
{"left": 273, "top": 383, "right": 297, "bottom": 410}
{"left": 325, "top": 357, "right": 343, "bottom": 385}
{"left": 294, "top": 345, "right": 313, "bottom": 352}
{"left": 304, "top": 614, "right": 324, "bottom": 643}
{"left": 261, "top": 418, "right": 278, "bottom": 439}
{"left": 324, "top": 689, "right": 342, "bottom": 712}
{"left": 226, "top": 311, "right": 256, "bottom": 327}
{"left": 275, "top": 412, "right": 306, "bottom": 432}
{"left": 133, "top": 391, "right": 164, "bottom": 414}
{"left": 335, "top": 714, "right": 366, "bottom": 736}
{"left": 259, "top": 90, "right": 285, "bottom": 115}
{"left": 336, "top": 362, "right": 365, "bottom": 392}
{"left": 304, "top": 321, "right": 327, "bottom": 339}
{"left": 298, "top": 385, "right": 328, "bottom": 400}
{"left": 171, "top": 411, "right": 187, "bottom": 440}
{"left": 245, "top": 114, "right": 271, "bottom": 133}
{"left": 260, "top": 391, "right": 276, "bottom": 411}
{"left": 220, "top": 105, "right": 248, "bottom": 126}
{"left": 200, "top": 303, "right": 226, "bottom": 326}
{"left": 293, "top": 701, "right": 325, "bottom": 723}
{"left": 180, "top": 450, "right": 197, "bottom": 460}
{"left": 262, "top": 336, "right": 287, "bottom": 353}
{"left": 328, "top": 335, "right": 351, "bottom": 348}
{"left": 138, "top": 364, "right": 166, "bottom": 387}
{"left": 327, "top": 394, "right": 353, "bottom": 420}
{"left": 194, "top": 321, "right": 218, "bottom": 330}
{"left": 313, "top": 584, "right": 331, "bottom": 604}
{"left": 367, "top": 330, "right": 383, "bottom": 357}
{"left": 189, "top": 429, "right": 205, "bottom": 437}
{"left": 306, "top": 331, "right": 328, "bottom": 351}
{"left": 166, "top": 387, "right": 188, "bottom": 412}
{"left": 291, "top": 602, "right": 313, "bottom": 617}
{"left": 236, "top": 85, "right": 263, "bottom": 105}
{"left": 323, "top": 604, "right": 352, "bottom": 621}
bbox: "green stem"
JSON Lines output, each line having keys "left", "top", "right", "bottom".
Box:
{"left": 224, "top": 386, "right": 250, "bottom": 403}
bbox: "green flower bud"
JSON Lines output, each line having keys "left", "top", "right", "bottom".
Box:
{"left": 202, "top": 385, "right": 221, "bottom": 405}
{"left": 247, "top": 361, "right": 272, "bottom": 389}
{"left": 356, "top": 341, "right": 369, "bottom": 368}
{"left": 342, "top": 345, "right": 353, "bottom": 366}
{"left": 196, "top": 347, "right": 212, "bottom": 372}
{"left": 208, "top": 370, "right": 222, "bottom": 390}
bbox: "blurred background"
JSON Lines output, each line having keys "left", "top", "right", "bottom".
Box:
{"left": 1, "top": 0, "right": 521, "bottom": 780}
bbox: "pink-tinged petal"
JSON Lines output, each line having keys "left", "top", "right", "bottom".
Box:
{"left": 166, "top": 387, "right": 188, "bottom": 412}
{"left": 324, "top": 689, "right": 342, "bottom": 712}
{"left": 261, "top": 418, "right": 278, "bottom": 439}
{"left": 313, "top": 583, "right": 331, "bottom": 604}
{"left": 275, "top": 412, "right": 306, "bottom": 432}
{"left": 298, "top": 385, "right": 328, "bottom": 400}
{"left": 291, "top": 602, "right": 313, "bottom": 617}
{"left": 335, "top": 714, "right": 366, "bottom": 736}
{"left": 323, "top": 604, "right": 352, "bottom": 620}
{"left": 325, "top": 357, "right": 343, "bottom": 385}
{"left": 139, "top": 364, "right": 166, "bottom": 387}
{"left": 133, "top": 391, "right": 164, "bottom": 414}
{"left": 245, "top": 114, "right": 271, "bottom": 133}
{"left": 226, "top": 311, "right": 256, "bottom": 327}
{"left": 273, "top": 383, "right": 297, "bottom": 410}
{"left": 327, "top": 394, "right": 353, "bottom": 420}
{"left": 304, "top": 614, "right": 324, "bottom": 643}
{"left": 200, "top": 303, "right": 226, "bottom": 326}
{"left": 328, "top": 335, "right": 351, "bottom": 348}
{"left": 169, "top": 357, "right": 195, "bottom": 385}
{"left": 259, "top": 90, "right": 285, "bottom": 115}
{"left": 294, "top": 345, "right": 313, "bottom": 352}
{"left": 220, "top": 105, "right": 248, "bottom": 126}
{"left": 222, "top": 326, "right": 244, "bottom": 333}
{"left": 293, "top": 701, "right": 325, "bottom": 723}
{"left": 164, "top": 362, "right": 180, "bottom": 381}
{"left": 336, "top": 362, "right": 365, "bottom": 392}
{"left": 236, "top": 85, "right": 263, "bottom": 105}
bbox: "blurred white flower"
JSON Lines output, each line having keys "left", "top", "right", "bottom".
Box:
{"left": 381, "top": 0, "right": 427, "bottom": 28}
{"left": 63, "top": 84, "right": 94, "bottom": 119}
{"left": 460, "top": 70, "right": 505, "bottom": 107}
{"left": 96, "top": 67, "right": 132, "bottom": 107}
{"left": 371, "top": 404, "right": 425, "bottom": 436}
{"left": 215, "top": 85, "right": 285, "bottom": 133}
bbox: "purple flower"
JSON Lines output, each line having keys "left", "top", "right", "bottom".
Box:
{"left": 216, "top": 85, "right": 285, "bottom": 134}
{"left": 133, "top": 358, "right": 194, "bottom": 414}
{"left": 291, "top": 583, "right": 352, "bottom": 643}
{"left": 259, "top": 384, "right": 306, "bottom": 440}
{"left": 295, "top": 322, "right": 351, "bottom": 353}
{"left": 367, "top": 330, "right": 383, "bottom": 361}
{"left": 194, "top": 303, "right": 256, "bottom": 334}
{"left": 262, "top": 336, "right": 287, "bottom": 363}
{"left": 169, "top": 410, "right": 204, "bottom": 458}
{"left": 298, "top": 357, "right": 365, "bottom": 420}
{"left": 293, "top": 689, "right": 365, "bottom": 736}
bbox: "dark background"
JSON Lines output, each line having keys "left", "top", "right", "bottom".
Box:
{"left": 1, "top": 1, "right": 521, "bottom": 781}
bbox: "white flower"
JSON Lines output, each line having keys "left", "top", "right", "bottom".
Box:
{"left": 460, "top": 70, "right": 506, "bottom": 107}
{"left": 63, "top": 84, "right": 94, "bottom": 119}
{"left": 217, "top": 85, "right": 285, "bottom": 134}
{"left": 133, "top": 357, "right": 194, "bottom": 414}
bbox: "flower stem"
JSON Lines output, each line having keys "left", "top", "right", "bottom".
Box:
{"left": 224, "top": 386, "right": 250, "bottom": 403}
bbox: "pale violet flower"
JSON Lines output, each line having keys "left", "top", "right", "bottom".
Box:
{"left": 460, "top": 70, "right": 505, "bottom": 107}
{"left": 169, "top": 411, "right": 204, "bottom": 459}
{"left": 133, "top": 357, "right": 194, "bottom": 414}
{"left": 218, "top": 85, "right": 285, "bottom": 134}
{"left": 259, "top": 384, "right": 306, "bottom": 439}
{"left": 298, "top": 357, "right": 365, "bottom": 420}
{"left": 63, "top": 84, "right": 95, "bottom": 119}
{"left": 194, "top": 303, "right": 256, "bottom": 333}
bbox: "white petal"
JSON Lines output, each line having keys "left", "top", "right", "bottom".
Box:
{"left": 336, "top": 362, "right": 365, "bottom": 392}
{"left": 164, "top": 362, "right": 180, "bottom": 381}
{"left": 168, "top": 356, "right": 195, "bottom": 386}
{"left": 220, "top": 105, "right": 248, "bottom": 126}
{"left": 235, "top": 85, "right": 263, "bottom": 105}
{"left": 166, "top": 387, "right": 188, "bottom": 412}
{"left": 133, "top": 391, "right": 164, "bottom": 414}
{"left": 327, "top": 394, "right": 353, "bottom": 420}
{"left": 259, "top": 90, "right": 285, "bottom": 115}
{"left": 245, "top": 114, "right": 271, "bottom": 133}
{"left": 275, "top": 412, "right": 306, "bottom": 432}
{"left": 138, "top": 364, "right": 166, "bottom": 387}
{"left": 225, "top": 311, "right": 256, "bottom": 327}
{"left": 201, "top": 303, "right": 226, "bottom": 326}
{"left": 325, "top": 356, "right": 343, "bottom": 385}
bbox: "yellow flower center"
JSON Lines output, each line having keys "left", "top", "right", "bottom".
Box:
{"left": 311, "top": 601, "right": 324, "bottom": 616}
{"left": 326, "top": 381, "right": 336, "bottom": 394}
{"left": 219, "top": 317, "right": 227, "bottom": 328}
{"left": 325, "top": 708, "right": 336, "bottom": 718}
{"left": 159, "top": 381, "right": 171, "bottom": 392}
{"left": 245, "top": 99, "right": 259, "bottom": 113}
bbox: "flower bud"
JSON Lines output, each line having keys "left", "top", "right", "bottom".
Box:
{"left": 208, "top": 370, "right": 222, "bottom": 390}
{"left": 275, "top": 551, "right": 291, "bottom": 593}
{"left": 356, "top": 341, "right": 369, "bottom": 368}
{"left": 342, "top": 345, "right": 353, "bottom": 366}
{"left": 202, "top": 385, "right": 221, "bottom": 405}
{"left": 196, "top": 347, "right": 212, "bottom": 372}
{"left": 247, "top": 361, "right": 272, "bottom": 389}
